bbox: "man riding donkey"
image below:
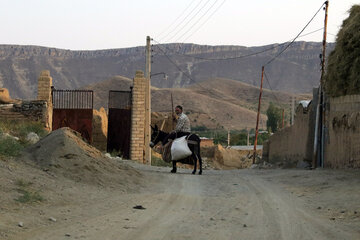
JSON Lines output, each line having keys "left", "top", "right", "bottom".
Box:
{"left": 150, "top": 105, "right": 203, "bottom": 174}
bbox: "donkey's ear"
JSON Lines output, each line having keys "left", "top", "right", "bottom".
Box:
{"left": 154, "top": 124, "right": 158, "bottom": 130}
{"left": 151, "top": 125, "right": 155, "bottom": 131}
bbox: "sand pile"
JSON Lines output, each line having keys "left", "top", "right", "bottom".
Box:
{"left": 19, "top": 127, "right": 142, "bottom": 188}
{"left": 0, "top": 88, "right": 20, "bottom": 104}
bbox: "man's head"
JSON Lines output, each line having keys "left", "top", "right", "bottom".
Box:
{"left": 175, "top": 105, "right": 183, "bottom": 115}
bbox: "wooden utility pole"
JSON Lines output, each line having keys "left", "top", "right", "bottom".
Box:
{"left": 171, "top": 93, "right": 175, "bottom": 130}
{"left": 253, "top": 66, "right": 265, "bottom": 164}
{"left": 227, "top": 129, "right": 230, "bottom": 147}
{"left": 247, "top": 129, "right": 250, "bottom": 146}
{"left": 145, "top": 36, "right": 151, "bottom": 164}
{"left": 313, "top": 1, "right": 329, "bottom": 168}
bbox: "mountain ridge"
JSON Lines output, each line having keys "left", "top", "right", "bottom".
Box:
{"left": 0, "top": 41, "right": 334, "bottom": 100}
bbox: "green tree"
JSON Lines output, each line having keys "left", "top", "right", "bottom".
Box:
{"left": 266, "top": 102, "right": 282, "bottom": 133}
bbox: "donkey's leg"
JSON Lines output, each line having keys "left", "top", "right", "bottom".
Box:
{"left": 171, "top": 161, "right": 177, "bottom": 173}
{"left": 191, "top": 153, "right": 197, "bottom": 175}
{"left": 198, "top": 152, "right": 203, "bottom": 175}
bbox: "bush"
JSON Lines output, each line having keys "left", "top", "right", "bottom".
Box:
{"left": 14, "top": 179, "right": 44, "bottom": 203}
{"left": 0, "top": 137, "right": 24, "bottom": 157}
{"left": 325, "top": 5, "right": 360, "bottom": 97}
{"left": 15, "top": 189, "right": 44, "bottom": 203}
{"left": 266, "top": 102, "right": 282, "bottom": 133}
{"left": 0, "top": 120, "right": 47, "bottom": 157}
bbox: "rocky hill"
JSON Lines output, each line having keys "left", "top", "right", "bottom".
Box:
{"left": 0, "top": 42, "right": 334, "bottom": 99}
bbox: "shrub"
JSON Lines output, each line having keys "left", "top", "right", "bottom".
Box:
{"left": 0, "top": 120, "right": 48, "bottom": 157}
{"left": 14, "top": 179, "right": 44, "bottom": 203}
{"left": 0, "top": 137, "right": 24, "bottom": 157}
{"left": 15, "top": 189, "right": 44, "bottom": 203}
{"left": 325, "top": 5, "right": 360, "bottom": 96}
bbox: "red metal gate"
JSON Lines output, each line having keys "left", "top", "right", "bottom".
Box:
{"left": 52, "top": 90, "right": 93, "bottom": 143}
{"left": 107, "top": 90, "right": 132, "bottom": 159}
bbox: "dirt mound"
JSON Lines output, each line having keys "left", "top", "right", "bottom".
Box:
{"left": 202, "top": 145, "right": 262, "bottom": 169}
{"left": 0, "top": 88, "right": 20, "bottom": 104}
{"left": 19, "top": 127, "right": 142, "bottom": 188}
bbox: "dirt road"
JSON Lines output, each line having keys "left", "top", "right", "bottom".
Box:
{"left": 7, "top": 161, "right": 359, "bottom": 240}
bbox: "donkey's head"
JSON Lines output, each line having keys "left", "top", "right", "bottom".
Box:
{"left": 150, "top": 124, "right": 160, "bottom": 148}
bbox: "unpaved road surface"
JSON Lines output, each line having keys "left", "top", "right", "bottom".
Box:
{"left": 4, "top": 161, "right": 360, "bottom": 240}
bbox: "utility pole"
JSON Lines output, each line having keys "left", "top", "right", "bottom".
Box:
{"left": 227, "top": 129, "right": 230, "bottom": 147}
{"left": 282, "top": 109, "right": 285, "bottom": 128}
{"left": 253, "top": 66, "right": 265, "bottom": 164}
{"left": 247, "top": 128, "right": 250, "bottom": 146}
{"left": 145, "top": 36, "right": 151, "bottom": 165}
{"left": 313, "top": 1, "right": 329, "bottom": 168}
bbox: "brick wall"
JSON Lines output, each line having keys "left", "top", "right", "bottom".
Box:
{"left": 37, "top": 70, "right": 52, "bottom": 102}
{"left": 130, "top": 71, "right": 146, "bottom": 163}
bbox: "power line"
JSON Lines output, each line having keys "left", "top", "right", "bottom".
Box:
{"left": 159, "top": 0, "right": 205, "bottom": 43}
{"left": 156, "top": 0, "right": 196, "bottom": 39}
{"left": 154, "top": 44, "right": 196, "bottom": 84}
{"left": 263, "top": 71, "right": 281, "bottom": 105}
{"left": 182, "top": 0, "right": 227, "bottom": 43}
{"left": 164, "top": 0, "right": 212, "bottom": 43}
{"left": 264, "top": 2, "right": 326, "bottom": 66}
{"left": 174, "top": 0, "right": 221, "bottom": 43}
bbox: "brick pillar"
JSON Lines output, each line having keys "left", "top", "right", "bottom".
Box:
{"left": 37, "top": 70, "right": 52, "bottom": 102}
{"left": 130, "top": 70, "right": 146, "bottom": 163}
{"left": 37, "top": 70, "right": 53, "bottom": 131}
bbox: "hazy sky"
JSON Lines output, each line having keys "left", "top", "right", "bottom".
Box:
{"left": 0, "top": 0, "right": 357, "bottom": 50}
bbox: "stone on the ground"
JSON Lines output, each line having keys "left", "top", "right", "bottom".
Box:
{"left": 26, "top": 132, "right": 40, "bottom": 144}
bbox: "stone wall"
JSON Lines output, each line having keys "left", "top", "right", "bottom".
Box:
{"left": 263, "top": 103, "right": 314, "bottom": 167}
{"left": 0, "top": 100, "right": 52, "bottom": 130}
{"left": 130, "top": 71, "right": 146, "bottom": 163}
{"left": 325, "top": 95, "right": 360, "bottom": 168}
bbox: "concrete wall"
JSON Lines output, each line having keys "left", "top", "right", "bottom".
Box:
{"left": 264, "top": 103, "right": 314, "bottom": 166}
{"left": 325, "top": 95, "right": 360, "bottom": 168}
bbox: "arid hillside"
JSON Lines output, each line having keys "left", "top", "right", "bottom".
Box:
{"left": 0, "top": 42, "right": 333, "bottom": 99}
{"left": 85, "top": 76, "right": 303, "bottom": 130}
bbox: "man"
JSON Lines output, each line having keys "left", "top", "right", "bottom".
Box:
{"left": 164, "top": 105, "right": 191, "bottom": 143}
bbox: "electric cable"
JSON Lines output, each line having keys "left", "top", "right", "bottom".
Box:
{"left": 174, "top": 0, "right": 220, "bottom": 43}
{"left": 159, "top": 0, "right": 205, "bottom": 42}
{"left": 164, "top": 0, "right": 212, "bottom": 43}
{"left": 156, "top": 0, "right": 196, "bottom": 39}
{"left": 264, "top": 2, "right": 326, "bottom": 66}
{"left": 182, "top": 0, "right": 227, "bottom": 43}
